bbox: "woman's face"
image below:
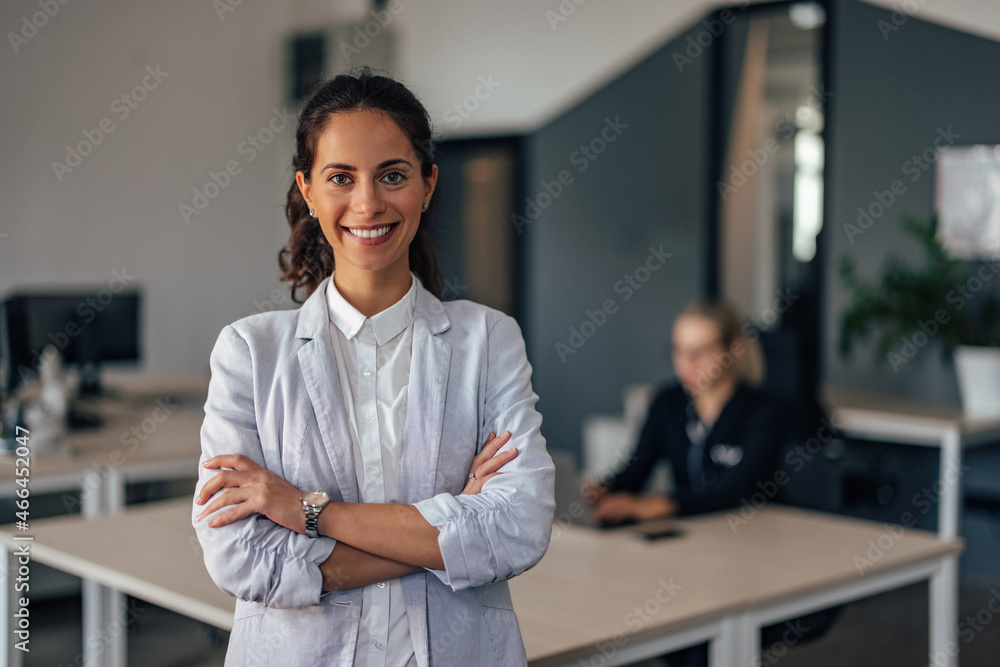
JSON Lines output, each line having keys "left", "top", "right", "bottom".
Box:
{"left": 671, "top": 314, "right": 736, "bottom": 393}
{"left": 296, "top": 110, "right": 437, "bottom": 278}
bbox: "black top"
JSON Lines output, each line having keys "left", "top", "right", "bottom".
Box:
{"left": 606, "top": 382, "right": 781, "bottom": 516}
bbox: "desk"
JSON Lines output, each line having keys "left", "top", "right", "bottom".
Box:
{"left": 512, "top": 507, "right": 962, "bottom": 667}
{"left": 820, "top": 388, "right": 1000, "bottom": 667}
{"left": 0, "top": 370, "right": 208, "bottom": 515}
{"left": 0, "top": 498, "right": 235, "bottom": 667}
{"left": 0, "top": 371, "right": 208, "bottom": 667}
{"left": 824, "top": 386, "right": 1000, "bottom": 542}
{"left": 0, "top": 500, "right": 962, "bottom": 667}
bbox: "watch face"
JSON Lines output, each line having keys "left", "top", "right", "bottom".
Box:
{"left": 303, "top": 490, "right": 329, "bottom": 506}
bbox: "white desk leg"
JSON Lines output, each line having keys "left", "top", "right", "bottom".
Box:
{"left": 82, "top": 578, "right": 103, "bottom": 667}
{"left": 103, "top": 467, "right": 127, "bottom": 667}
{"left": 939, "top": 427, "right": 962, "bottom": 541}
{"left": 929, "top": 555, "right": 959, "bottom": 667}
{"left": 104, "top": 466, "right": 125, "bottom": 513}
{"left": 1, "top": 544, "right": 24, "bottom": 667}
{"left": 103, "top": 585, "right": 127, "bottom": 667}
{"left": 82, "top": 468, "right": 128, "bottom": 667}
{"left": 713, "top": 613, "right": 756, "bottom": 667}
{"left": 81, "top": 471, "right": 105, "bottom": 667}
{"left": 80, "top": 470, "right": 127, "bottom": 667}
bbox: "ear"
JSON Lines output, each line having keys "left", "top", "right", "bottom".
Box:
{"left": 423, "top": 164, "right": 438, "bottom": 205}
{"left": 295, "top": 171, "right": 313, "bottom": 211}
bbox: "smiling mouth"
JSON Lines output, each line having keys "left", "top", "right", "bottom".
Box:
{"left": 345, "top": 223, "right": 398, "bottom": 239}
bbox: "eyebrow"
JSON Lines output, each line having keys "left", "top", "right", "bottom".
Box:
{"left": 320, "top": 158, "right": 413, "bottom": 173}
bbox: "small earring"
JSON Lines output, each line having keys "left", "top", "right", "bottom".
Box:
{"left": 309, "top": 208, "right": 316, "bottom": 217}
{"left": 421, "top": 203, "right": 428, "bottom": 212}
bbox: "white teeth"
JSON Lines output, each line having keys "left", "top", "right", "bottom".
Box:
{"left": 349, "top": 225, "right": 393, "bottom": 239}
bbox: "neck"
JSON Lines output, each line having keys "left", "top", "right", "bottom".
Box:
{"left": 333, "top": 262, "right": 413, "bottom": 317}
{"left": 690, "top": 375, "right": 738, "bottom": 424}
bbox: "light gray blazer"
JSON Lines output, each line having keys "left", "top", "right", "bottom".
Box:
{"left": 191, "top": 274, "right": 555, "bottom": 667}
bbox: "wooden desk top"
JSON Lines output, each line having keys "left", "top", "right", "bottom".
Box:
{"left": 823, "top": 385, "right": 1000, "bottom": 446}
{"left": 510, "top": 505, "right": 962, "bottom": 664}
{"left": 0, "top": 497, "right": 235, "bottom": 629}
{"left": 0, "top": 374, "right": 207, "bottom": 480}
{"left": 0, "top": 500, "right": 962, "bottom": 662}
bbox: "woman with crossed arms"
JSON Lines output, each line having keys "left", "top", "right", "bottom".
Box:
{"left": 192, "top": 68, "right": 555, "bottom": 666}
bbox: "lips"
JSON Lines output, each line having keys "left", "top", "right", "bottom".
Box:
{"left": 342, "top": 222, "right": 399, "bottom": 246}
{"left": 346, "top": 223, "right": 397, "bottom": 239}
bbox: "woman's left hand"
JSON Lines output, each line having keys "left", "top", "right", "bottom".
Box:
{"left": 195, "top": 454, "right": 306, "bottom": 534}
{"left": 462, "top": 430, "right": 517, "bottom": 495}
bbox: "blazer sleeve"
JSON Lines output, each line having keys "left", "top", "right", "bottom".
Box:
{"left": 412, "top": 313, "right": 556, "bottom": 591}
{"left": 191, "top": 324, "right": 337, "bottom": 608}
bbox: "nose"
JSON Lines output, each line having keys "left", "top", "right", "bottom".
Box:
{"left": 350, "top": 179, "right": 386, "bottom": 217}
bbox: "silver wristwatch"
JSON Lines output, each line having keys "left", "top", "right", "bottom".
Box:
{"left": 300, "top": 490, "right": 330, "bottom": 538}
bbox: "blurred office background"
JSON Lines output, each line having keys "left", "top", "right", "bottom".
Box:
{"left": 2, "top": 0, "right": 1000, "bottom": 665}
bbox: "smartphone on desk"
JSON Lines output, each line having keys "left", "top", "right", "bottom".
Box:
{"left": 627, "top": 518, "right": 684, "bottom": 541}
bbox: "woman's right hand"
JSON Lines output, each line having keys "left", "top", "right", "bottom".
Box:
{"left": 461, "top": 430, "right": 517, "bottom": 495}
{"left": 591, "top": 492, "right": 677, "bottom": 524}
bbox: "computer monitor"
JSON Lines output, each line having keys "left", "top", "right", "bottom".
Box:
{"left": 1, "top": 290, "right": 142, "bottom": 396}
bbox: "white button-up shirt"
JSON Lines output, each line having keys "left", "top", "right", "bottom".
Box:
{"left": 326, "top": 270, "right": 418, "bottom": 667}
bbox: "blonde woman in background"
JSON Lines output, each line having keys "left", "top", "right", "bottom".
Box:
{"left": 589, "top": 300, "right": 779, "bottom": 523}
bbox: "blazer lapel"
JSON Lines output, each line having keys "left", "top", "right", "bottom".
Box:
{"left": 400, "top": 280, "right": 452, "bottom": 505}
{"left": 294, "top": 277, "right": 359, "bottom": 503}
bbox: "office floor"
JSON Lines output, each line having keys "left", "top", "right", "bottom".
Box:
{"left": 21, "top": 581, "right": 1000, "bottom": 666}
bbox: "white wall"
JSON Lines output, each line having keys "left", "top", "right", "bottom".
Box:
{"left": 2, "top": 0, "right": 997, "bottom": 372}
{"left": 0, "top": 0, "right": 710, "bottom": 372}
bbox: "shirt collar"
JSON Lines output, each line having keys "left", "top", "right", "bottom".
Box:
{"left": 326, "top": 271, "right": 417, "bottom": 344}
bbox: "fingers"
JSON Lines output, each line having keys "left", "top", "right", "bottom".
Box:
{"left": 200, "top": 502, "right": 253, "bottom": 528}
{"left": 196, "top": 469, "right": 246, "bottom": 504}
{"left": 591, "top": 499, "right": 623, "bottom": 522}
{"left": 196, "top": 470, "right": 231, "bottom": 504}
{"left": 468, "top": 430, "right": 512, "bottom": 472}
{"left": 195, "top": 468, "right": 257, "bottom": 505}
{"left": 196, "top": 488, "right": 248, "bottom": 525}
{"left": 197, "top": 455, "right": 261, "bottom": 505}
{"left": 479, "top": 430, "right": 511, "bottom": 457}
{"left": 476, "top": 446, "right": 518, "bottom": 477}
{"left": 461, "top": 432, "right": 518, "bottom": 495}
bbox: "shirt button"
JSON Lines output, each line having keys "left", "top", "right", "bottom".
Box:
{"left": 366, "top": 411, "right": 374, "bottom": 421}
{"left": 376, "top": 582, "right": 386, "bottom": 589}
{"left": 362, "top": 369, "right": 372, "bottom": 377}
{"left": 375, "top": 640, "right": 384, "bottom": 649}
{"left": 370, "top": 467, "right": 381, "bottom": 478}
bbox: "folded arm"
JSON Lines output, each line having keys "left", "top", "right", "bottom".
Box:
{"left": 411, "top": 314, "right": 556, "bottom": 591}
{"left": 196, "top": 334, "right": 519, "bottom": 591}
{"left": 313, "top": 430, "right": 517, "bottom": 573}
{"left": 192, "top": 325, "right": 335, "bottom": 609}
{"left": 319, "top": 542, "right": 421, "bottom": 592}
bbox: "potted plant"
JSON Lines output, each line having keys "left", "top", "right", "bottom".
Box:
{"left": 839, "top": 216, "right": 1000, "bottom": 418}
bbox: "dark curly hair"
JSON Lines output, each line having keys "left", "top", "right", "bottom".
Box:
{"left": 278, "top": 66, "right": 442, "bottom": 302}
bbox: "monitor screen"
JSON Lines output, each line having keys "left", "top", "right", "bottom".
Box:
{"left": 2, "top": 290, "right": 141, "bottom": 393}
